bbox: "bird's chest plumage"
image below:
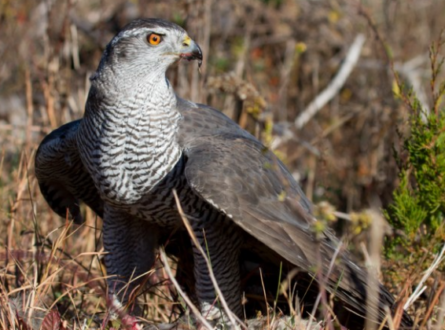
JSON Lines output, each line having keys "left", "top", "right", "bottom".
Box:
{"left": 77, "top": 78, "right": 223, "bottom": 228}
{"left": 77, "top": 83, "right": 183, "bottom": 207}
{"left": 124, "top": 157, "right": 202, "bottom": 225}
{"left": 107, "top": 156, "right": 216, "bottom": 228}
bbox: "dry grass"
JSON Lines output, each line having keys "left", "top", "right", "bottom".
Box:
{"left": 1, "top": 0, "right": 445, "bottom": 329}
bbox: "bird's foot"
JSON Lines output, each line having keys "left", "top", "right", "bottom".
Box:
{"left": 200, "top": 303, "right": 240, "bottom": 329}
{"left": 172, "top": 303, "right": 239, "bottom": 329}
{"left": 121, "top": 313, "right": 143, "bottom": 330}
{"left": 105, "top": 294, "right": 142, "bottom": 330}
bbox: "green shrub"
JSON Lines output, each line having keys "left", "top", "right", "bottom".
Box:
{"left": 386, "top": 34, "right": 445, "bottom": 255}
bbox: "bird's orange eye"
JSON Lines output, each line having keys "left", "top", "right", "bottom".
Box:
{"left": 147, "top": 33, "right": 162, "bottom": 45}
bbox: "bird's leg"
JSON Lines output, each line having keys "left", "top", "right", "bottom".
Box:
{"left": 190, "top": 213, "right": 243, "bottom": 325}
{"left": 103, "top": 205, "right": 159, "bottom": 324}
{"left": 165, "top": 232, "right": 198, "bottom": 315}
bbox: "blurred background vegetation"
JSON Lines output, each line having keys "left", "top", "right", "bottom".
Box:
{"left": 0, "top": 0, "right": 445, "bottom": 328}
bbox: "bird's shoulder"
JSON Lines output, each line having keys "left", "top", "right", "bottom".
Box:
{"left": 35, "top": 120, "right": 81, "bottom": 171}
{"left": 175, "top": 96, "right": 312, "bottom": 216}
{"left": 176, "top": 96, "right": 254, "bottom": 146}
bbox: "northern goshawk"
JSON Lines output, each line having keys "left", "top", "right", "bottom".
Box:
{"left": 35, "top": 18, "right": 412, "bottom": 329}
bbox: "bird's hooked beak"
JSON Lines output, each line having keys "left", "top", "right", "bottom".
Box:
{"left": 180, "top": 36, "right": 203, "bottom": 68}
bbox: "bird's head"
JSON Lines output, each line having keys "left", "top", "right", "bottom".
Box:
{"left": 93, "top": 18, "right": 202, "bottom": 81}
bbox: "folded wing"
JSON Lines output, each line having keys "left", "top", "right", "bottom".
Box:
{"left": 35, "top": 120, "right": 103, "bottom": 223}
{"left": 178, "top": 100, "right": 411, "bottom": 327}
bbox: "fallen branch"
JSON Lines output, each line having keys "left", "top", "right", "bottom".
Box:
{"left": 295, "top": 34, "right": 366, "bottom": 129}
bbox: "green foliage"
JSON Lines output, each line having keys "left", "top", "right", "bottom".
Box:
{"left": 389, "top": 111, "right": 445, "bottom": 236}
{"left": 386, "top": 35, "right": 445, "bottom": 255}
{"left": 259, "top": 0, "right": 284, "bottom": 7}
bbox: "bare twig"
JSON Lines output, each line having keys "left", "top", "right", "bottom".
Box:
{"left": 258, "top": 268, "right": 270, "bottom": 328}
{"left": 383, "top": 306, "right": 395, "bottom": 330}
{"left": 396, "top": 55, "right": 430, "bottom": 119}
{"left": 70, "top": 23, "right": 80, "bottom": 71}
{"left": 364, "top": 210, "right": 385, "bottom": 330}
{"left": 25, "top": 68, "right": 33, "bottom": 152}
{"left": 434, "top": 290, "right": 445, "bottom": 330}
{"left": 295, "top": 34, "right": 366, "bottom": 129}
{"left": 306, "top": 240, "right": 344, "bottom": 330}
{"left": 278, "top": 39, "right": 297, "bottom": 122}
{"left": 358, "top": 54, "right": 429, "bottom": 118}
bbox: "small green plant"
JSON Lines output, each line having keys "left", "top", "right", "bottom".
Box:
{"left": 386, "top": 32, "right": 445, "bottom": 255}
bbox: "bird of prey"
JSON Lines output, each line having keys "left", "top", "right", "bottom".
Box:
{"left": 35, "top": 18, "right": 412, "bottom": 329}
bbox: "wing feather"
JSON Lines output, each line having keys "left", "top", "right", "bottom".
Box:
{"left": 178, "top": 100, "right": 411, "bottom": 327}
{"left": 35, "top": 120, "right": 103, "bottom": 223}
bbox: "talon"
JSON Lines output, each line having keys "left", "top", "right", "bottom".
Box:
{"left": 106, "top": 294, "right": 141, "bottom": 330}
{"left": 121, "top": 313, "right": 142, "bottom": 330}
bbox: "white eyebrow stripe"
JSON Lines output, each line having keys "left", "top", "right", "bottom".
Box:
{"left": 112, "top": 28, "right": 151, "bottom": 45}
{"left": 111, "top": 27, "right": 183, "bottom": 46}
{"left": 112, "top": 27, "right": 174, "bottom": 45}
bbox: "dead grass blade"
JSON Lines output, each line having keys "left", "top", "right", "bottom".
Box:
{"left": 405, "top": 242, "right": 445, "bottom": 310}
{"left": 421, "top": 280, "right": 445, "bottom": 328}
{"left": 159, "top": 247, "right": 214, "bottom": 330}
{"left": 172, "top": 189, "right": 247, "bottom": 329}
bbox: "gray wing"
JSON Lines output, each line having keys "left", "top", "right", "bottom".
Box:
{"left": 177, "top": 99, "right": 409, "bottom": 326}
{"left": 35, "top": 120, "right": 103, "bottom": 223}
